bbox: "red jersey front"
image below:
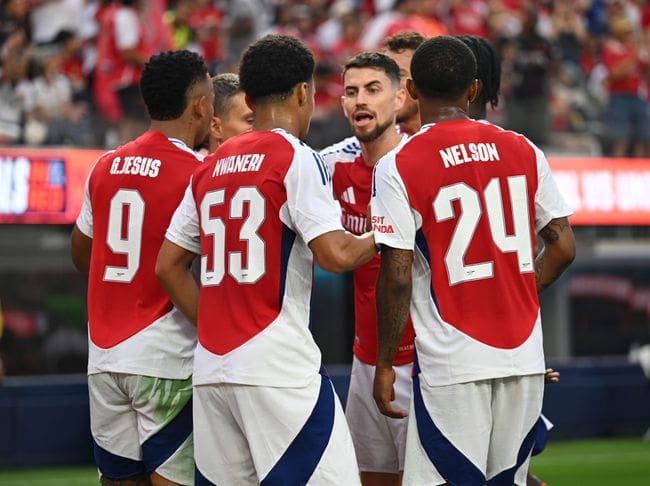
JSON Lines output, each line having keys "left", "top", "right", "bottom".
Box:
{"left": 78, "top": 131, "right": 202, "bottom": 349}
{"left": 324, "top": 143, "right": 414, "bottom": 366}
{"left": 372, "top": 120, "right": 572, "bottom": 386}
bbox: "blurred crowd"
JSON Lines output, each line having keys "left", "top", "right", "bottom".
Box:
{"left": 2, "top": 0, "right": 650, "bottom": 155}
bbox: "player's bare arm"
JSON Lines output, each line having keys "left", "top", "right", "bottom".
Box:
{"left": 373, "top": 245, "right": 412, "bottom": 419}
{"left": 309, "top": 230, "right": 377, "bottom": 274}
{"left": 155, "top": 239, "right": 199, "bottom": 325}
{"left": 70, "top": 225, "right": 92, "bottom": 272}
{"left": 535, "top": 216, "right": 576, "bottom": 294}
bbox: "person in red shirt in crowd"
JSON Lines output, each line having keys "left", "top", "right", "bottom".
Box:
{"left": 602, "top": 15, "right": 650, "bottom": 157}
{"left": 330, "top": 9, "right": 364, "bottom": 67}
{"left": 93, "top": 0, "right": 153, "bottom": 146}
{"left": 449, "top": 0, "right": 490, "bottom": 37}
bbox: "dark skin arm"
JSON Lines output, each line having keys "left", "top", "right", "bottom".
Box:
{"left": 535, "top": 216, "right": 576, "bottom": 294}
{"left": 155, "top": 239, "right": 199, "bottom": 325}
{"left": 309, "top": 229, "right": 377, "bottom": 274}
{"left": 373, "top": 245, "right": 413, "bottom": 419}
{"left": 70, "top": 225, "right": 92, "bottom": 272}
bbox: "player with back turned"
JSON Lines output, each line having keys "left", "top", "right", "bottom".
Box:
{"left": 156, "top": 35, "right": 377, "bottom": 485}
{"left": 71, "top": 50, "right": 214, "bottom": 486}
{"left": 371, "top": 36, "right": 576, "bottom": 485}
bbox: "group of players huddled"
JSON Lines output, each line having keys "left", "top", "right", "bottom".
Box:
{"left": 71, "top": 30, "right": 576, "bottom": 486}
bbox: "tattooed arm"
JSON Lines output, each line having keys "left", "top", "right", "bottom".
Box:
{"left": 373, "top": 245, "right": 413, "bottom": 418}
{"left": 535, "top": 217, "right": 576, "bottom": 293}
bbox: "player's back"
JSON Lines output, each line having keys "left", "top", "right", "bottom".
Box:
{"left": 86, "top": 131, "right": 202, "bottom": 349}
{"left": 393, "top": 119, "right": 545, "bottom": 383}
{"left": 191, "top": 129, "right": 336, "bottom": 387}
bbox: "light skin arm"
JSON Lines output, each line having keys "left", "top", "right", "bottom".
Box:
{"left": 535, "top": 216, "right": 576, "bottom": 294}
{"left": 70, "top": 225, "right": 92, "bottom": 272}
{"left": 308, "top": 230, "right": 377, "bottom": 274}
{"left": 373, "top": 245, "right": 413, "bottom": 419}
{"left": 155, "top": 239, "right": 199, "bottom": 325}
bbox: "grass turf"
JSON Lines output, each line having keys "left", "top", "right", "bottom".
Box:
{"left": 0, "top": 438, "right": 648, "bottom": 485}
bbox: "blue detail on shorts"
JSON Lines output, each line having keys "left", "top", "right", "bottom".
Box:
{"left": 412, "top": 352, "right": 486, "bottom": 486}
{"left": 260, "top": 374, "right": 335, "bottom": 485}
{"left": 279, "top": 224, "right": 296, "bottom": 310}
{"left": 486, "top": 419, "right": 538, "bottom": 485}
{"left": 415, "top": 230, "right": 439, "bottom": 309}
{"left": 195, "top": 466, "right": 216, "bottom": 485}
{"left": 531, "top": 415, "right": 549, "bottom": 456}
{"left": 141, "top": 397, "right": 193, "bottom": 473}
{"left": 93, "top": 440, "right": 146, "bottom": 480}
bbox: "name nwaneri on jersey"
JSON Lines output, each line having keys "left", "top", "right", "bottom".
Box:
{"left": 212, "top": 153, "right": 265, "bottom": 177}
{"left": 439, "top": 142, "right": 500, "bottom": 168}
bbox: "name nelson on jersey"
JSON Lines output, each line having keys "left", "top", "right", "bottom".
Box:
{"left": 212, "top": 153, "right": 265, "bottom": 177}
{"left": 439, "top": 142, "right": 500, "bottom": 168}
{"left": 110, "top": 156, "right": 161, "bottom": 177}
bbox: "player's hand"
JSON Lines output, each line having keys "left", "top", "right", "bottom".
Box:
{"left": 544, "top": 368, "right": 560, "bottom": 384}
{"left": 373, "top": 366, "right": 408, "bottom": 419}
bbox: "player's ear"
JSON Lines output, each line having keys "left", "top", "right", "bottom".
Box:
{"left": 296, "top": 81, "right": 309, "bottom": 106}
{"left": 193, "top": 94, "right": 207, "bottom": 119}
{"left": 406, "top": 78, "right": 418, "bottom": 100}
{"left": 468, "top": 79, "right": 480, "bottom": 103}
{"left": 244, "top": 94, "right": 253, "bottom": 111}
{"left": 210, "top": 115, "right": 223, "bottom": 141}
{"left": 394, "top": 86, "right": 406, "bottom": 113}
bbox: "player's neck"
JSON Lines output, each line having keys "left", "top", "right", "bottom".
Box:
{"left": 398, "top": 115, "right": 421, "bottom": 137}
{"left": 253, "top": 107, "right": 302, "bottom": 139}
{"left": 149, "top": 120, "right": 197, "bottom": 150}
{"left": 420, "top": 103, "right": 470, "bottom": 125}
{"left": 360, "top": 125, "right": 402, "bottom": 167}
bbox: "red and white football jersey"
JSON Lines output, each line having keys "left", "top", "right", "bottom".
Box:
{"left": 166, "top": 129, "right": 344, "bottom": 387}
{"left": 321, "top": 139, "right": 414, "bottom": 366}
{"left": 76, "top": 131, "right": 201, "bottom": 379}
{"left": 371, "top": 120, "right": 572, "bottom": 386}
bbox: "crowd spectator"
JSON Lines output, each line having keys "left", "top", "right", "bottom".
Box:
{"left": 1, "top": 0, "right": 650, "bottom": 156}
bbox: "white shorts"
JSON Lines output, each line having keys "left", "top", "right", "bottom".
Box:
{"left": 404, "top": 372, "right": 544, "bottom": 486}
{"left": 88, "top": 373, "right": 194, "bottom": 485}
{"left": 194, "top": 372, "right": 361, "bottom": 485}
{"left": 345, "top": 356, "right": 412, "bottom": 473}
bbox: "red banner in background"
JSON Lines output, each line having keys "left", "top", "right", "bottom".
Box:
{"left": 1, "top": 149, "right": 649, "bottom": 225}
{"left": 0, "top": 148, "right": 104, "bottom": 224}
{"left": 549, "top": 158, "right": 650, "bottom": 225}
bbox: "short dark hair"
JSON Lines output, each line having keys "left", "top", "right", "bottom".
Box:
{"left": 140, "top": 50, "right": 209, "bottom": 121}
{"left": 239, "top": 35, "right": 315, "bottom": 103}
{"left": 410, "top": 36, "right": 477, "bottom": 101}
{"left": 212, "top": 73, "right": 242, "bottom": 117}
{"left": 384, "top": 31, "right": 426, "bottom": 53}
{"left": 342, "top": 52, "right": 401, "bottom": 87}
{"left": 458, "top": 35, "right": 501, "bottom": 109}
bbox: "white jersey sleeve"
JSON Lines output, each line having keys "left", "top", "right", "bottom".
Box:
{"left": 75, "top": 172, "right": 93, "bottom": 238}
{"left": 371, "top": 152, "right": 416, "bottom": 250}
{"left": 285, "top": 143, "right": 344, "bottom": 244}
{"left": 528, "top": 140, "right": 573, "bottom": 232}
{"left": 165, "top": 179, "right": 201, "bottom": 254}
{"left": 114, "top": 7, "right": 140, "bottom": 50}
{"left": 319, "top": 136, "right": 361, "bottom": 173}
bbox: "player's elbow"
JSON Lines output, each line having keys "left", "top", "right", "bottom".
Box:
{"left": 314, "top": 253, "right": 350, "bottom": 274}
{"left": 154, "top": 253, "right": 174, "bottom": 288}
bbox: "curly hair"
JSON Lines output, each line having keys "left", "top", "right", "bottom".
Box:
{"left": 410, "top": 36, "right": 477, "bottom": 102}
{"left": 139, "top": 50, "right": 209, "bottom": 121}
{"left": 383, "top": 31, "right": 426, "bottom": 54}
{"left": 342, "top": 52, "right": 401, "bottom": 87}
{"left": 239, "top": 35, "right": 315, "bottom": 103}
{"left": 458, "top": 35, "right": 501, "bottom": 109}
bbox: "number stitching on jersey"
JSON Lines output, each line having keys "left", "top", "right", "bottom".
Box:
{"left": 103, "top": 189, "right": 145, "bottom": 283}
{"left": 433, "top": 176, "right": 533, "bottom": 286}
{"left": 200, "top": 187, "right": 267, "bottom": 286}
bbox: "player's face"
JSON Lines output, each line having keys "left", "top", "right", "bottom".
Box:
{"left": 341, "top": 67, "right": 398, "bottom": 143}
{"left": 385, "top": 48, "right": 419, "bottom": 124}
{"left": 221, "top": 92, "right": 254, "bottom": 140}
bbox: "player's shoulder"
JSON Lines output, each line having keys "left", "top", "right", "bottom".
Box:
{"left": 319, "top": 136, "right": 361, "bottom": 165}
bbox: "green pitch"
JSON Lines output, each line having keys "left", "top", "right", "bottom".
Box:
{"left": 0, "top": 438, "right": 648, "bottom": 485}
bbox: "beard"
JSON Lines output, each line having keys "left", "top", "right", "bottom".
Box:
{"left": 396, "top": 99, "right": 419, "bottom": 124}
{"left": 352, "top": 117, "right": 394, "bottom": 143}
